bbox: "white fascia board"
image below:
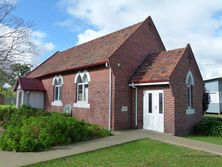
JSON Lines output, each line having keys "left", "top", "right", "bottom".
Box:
{"left": 129, "top": 81, "right": 169, "bottom": 87}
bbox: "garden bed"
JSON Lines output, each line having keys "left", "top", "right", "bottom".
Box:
{"left": 0, "top": 106, "right": 111, "bottom": 152}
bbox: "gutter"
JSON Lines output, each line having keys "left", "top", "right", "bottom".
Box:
{"left": 106, "top": 62, "right": 112, "bottom": 131}
{"left": 129, "top": 81, "right": 169, "bottom": 87}
{"left": 131, "top": 83, "right": 138, "bottom": 127}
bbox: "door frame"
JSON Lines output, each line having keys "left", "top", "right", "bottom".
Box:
{"left": 143, "top": 90, "right": 164, "bottom": 132}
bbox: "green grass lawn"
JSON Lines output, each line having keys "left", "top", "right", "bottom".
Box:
{"left": 0, "top": 104, "right": 15, "bottom": 109}
{"left": 204, "top": 113, "right": 222, "bottom": 118}
{"left": 29, "top": 138, "right": 222, "bottom": 167}
{"left": 186, "top": 135, "right": 222, "bottom": 145}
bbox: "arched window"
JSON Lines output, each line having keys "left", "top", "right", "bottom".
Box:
{"left": 186, "top": 71, "right": 194, "bottom": 113}
{"left": 74, "top": 71, "right": 90, "bottom": 108}
{"left": 77, "top": 73, "right": 89, "bottom": 102}
{"left": 52, "top": 75, "right": 63, "bottom": 101}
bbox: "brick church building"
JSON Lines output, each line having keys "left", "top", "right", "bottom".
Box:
{"left": 14, "top": 17, "right": 204, "bottom": 136}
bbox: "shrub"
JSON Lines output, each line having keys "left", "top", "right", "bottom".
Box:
{"left": 0, "top": 107, "right": 16, "bottom": 126}
{"left": 0, "top": 125, "right": 21, "bottom": 151}
{"left": 195, "top": 117, "right": 222, "bottom": 137}
{"left": 0, "top": 111, "right": 111, "bottom": 152}
{"left": 4, "top": 105, "right": 49, "bottom": 128}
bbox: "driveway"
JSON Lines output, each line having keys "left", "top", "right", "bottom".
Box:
{"left": 0, "top": 130, "right": 222, "bottom": 167}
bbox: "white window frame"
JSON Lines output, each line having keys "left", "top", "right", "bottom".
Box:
{"left": 186, "top": 71, "right": 195, "bottom": 114}
{"left": 51, "top": 75, "right": 63, "bottom": 106}
{"left": 73, "top": 70, "right": 90, "bottom": 108}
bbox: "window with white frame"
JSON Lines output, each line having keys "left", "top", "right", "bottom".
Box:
{"left": 77, "top": 74, "right": 89, "bottom": 101}
{"left": 186, "top": 71, "right": 194, "bottom": 114}
{"left": 73, "top": 71, "right": 90, "bottom": 108}
{"left": 51, "top": 75, "right": 63, "bottom": 106}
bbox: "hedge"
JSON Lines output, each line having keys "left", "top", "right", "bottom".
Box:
{"left": 0, "top": 106, "right": 111, "bottom": 152}
{"left": 195, "top": 116, "right": 222, "bottom": 137}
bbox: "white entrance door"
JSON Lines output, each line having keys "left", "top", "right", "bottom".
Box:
{"left": 143, "top": 90, "right": 164, "bottom": 132}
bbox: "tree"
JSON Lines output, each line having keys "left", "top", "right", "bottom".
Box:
{"left": 0, "top": 68, "right": 9, "bottom": 86}
{"left": 0, "top": 1, "right": 37, "bottom": 70}
{"left": 9, "top": 63, "right": 32, "bottom": 84}
{"left": 0, "top": 87, "right": 14, "bottom": 97}
{"left": 203, "top": 87, "right": 210, "bottom": 114}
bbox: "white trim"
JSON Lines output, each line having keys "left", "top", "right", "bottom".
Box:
{"left": 52, "top": 75, "right": 64, "bottom": 85}
{"left": 108, "top": 68, "right": 112, "bottom": 130}
{"left": 131, "top": 84, "right": 138, "bottom": 127}
{"left": 54, "top": 85, "right": 62, "bottom": 101}
{"left": 51, "top": 100, "right": 63, "bottom": 106}
{"left": 73, "top": 102, "right": 90, "bottom": 108}
{"left": 52, "top": 77, "right": 56, "bottom": 85}
{"left": 16, "top": 89, "right": 24, "bottom": 108}
{"left": 76, "top": 82, "right": 88, "bottom": 102}
{"left": 186, "top": 71, "right": 195, "bottom": 114}
{"left": 129, "top": 82, "right": 169, "bottom": 87}
{"left": 74, "top": 71, "right": 82, "bottom": 83}
{"left": 143, "top": 90, "right": 164, "bottom": 132}
{"left": 74, "top": 70, "right": 90, "bottom": 105}
{"left": 21, "top": 90, "right": 24, "bottom": 105}
{"left": 186, "top": 70, "right": 194, "bottom": 85}
{"left": 16, "top": 90, "right": 20, "bottom": 108}
{"left": 135, "top": 87, "right": 138, "bottom": 127}
{"left": 82, "top": 70, "right": 91, "bottom": 81}
{"left": 74, "top": 70, "right": 91, "bottom": 83}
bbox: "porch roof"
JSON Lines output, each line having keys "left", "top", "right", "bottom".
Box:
{"left": 130, "top": 47, "right": 186, "bottom": 84}
{"left": 14, "top": 77, "right": 45, "bottom": 92}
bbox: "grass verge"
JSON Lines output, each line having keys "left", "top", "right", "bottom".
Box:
{"left": 186, "top": 135, "right": 222, "bottom": 145}
{"left": 28, "top": 138, "right": 222, "bottom": 167}
{"left": 0, "top": 104, "right": 15, "bottom": 109}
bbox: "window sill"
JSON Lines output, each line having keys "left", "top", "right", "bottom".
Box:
{"left": 51, "top": 100, "right": 63, "bottom": 106}
{"left": 186, "top": 108, "right": 195, "bottom": 115}
{"left": 73, "top": 102, "right": 90, "bottom": 108}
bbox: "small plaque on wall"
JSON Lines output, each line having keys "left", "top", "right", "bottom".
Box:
{"left": 121, "top": 106, "right": 128, "bottom": 112}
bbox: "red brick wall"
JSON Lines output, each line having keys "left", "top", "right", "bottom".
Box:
{"left": 41, "top": 66, "right": 110, "bottom": 128}
{"left": 131, "top": 46, "right": 203, "bottom": 136}
{"left": 109, "top": 17, "right": 165, "bottom": 130}
{"left": 170, "top": 46, "right": 203, "bottom": 136}
{"left": 132, "top": 86, "right": 176, "bottom": 134}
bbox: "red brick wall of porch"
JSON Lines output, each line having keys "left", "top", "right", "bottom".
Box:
{"left": 131, "top": 85, "right": 176, "bottom": 135}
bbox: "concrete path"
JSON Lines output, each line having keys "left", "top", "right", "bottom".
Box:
{"left": 0, "top": 130, "right": 222, "bottom": 167}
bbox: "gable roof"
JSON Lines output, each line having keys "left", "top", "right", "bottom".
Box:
{"left": 14, "top": 78, "right": 45, "bottom": 92}
{"left": 131, "top": 47, "right": 186, "bottom": 83}
{"left": 27, "top": 20, "right": 145, "bottom": 78}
